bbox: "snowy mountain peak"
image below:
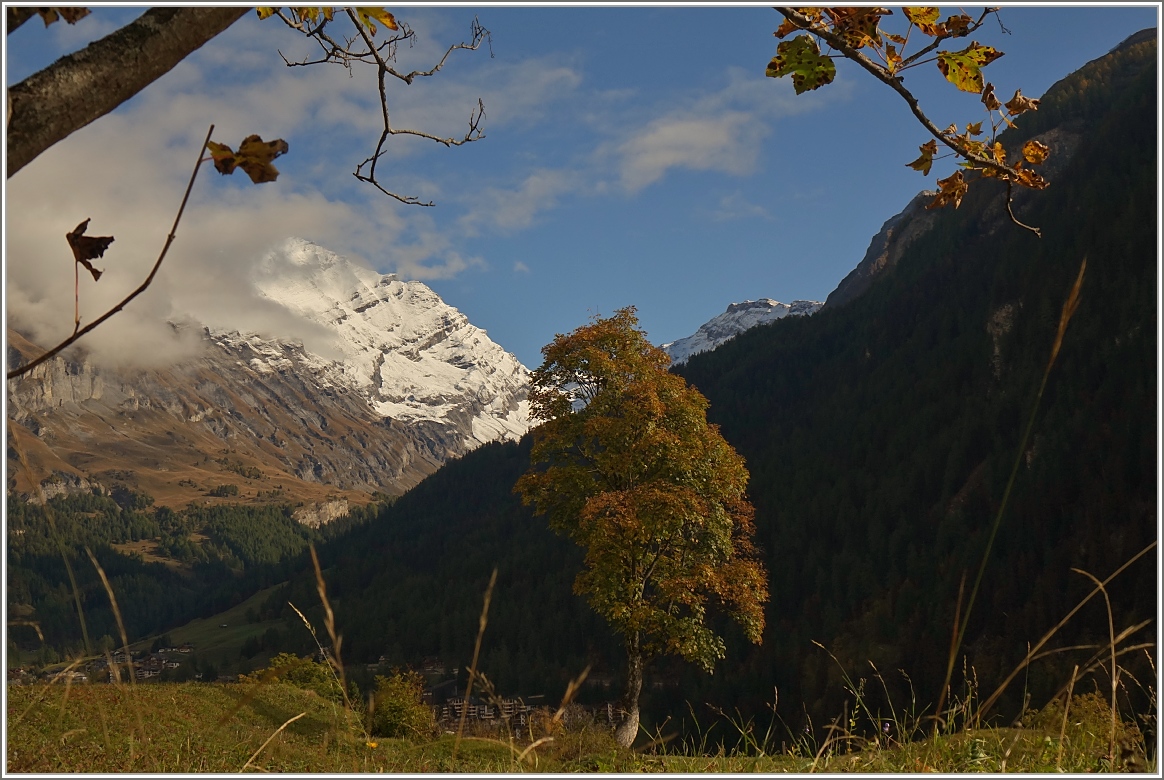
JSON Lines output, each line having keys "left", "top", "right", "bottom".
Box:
{"left": 663, "top": 298, "right": 822, "bottom": 366}
{"left": 230, "top": 237, "right": 530, "bottom": 448}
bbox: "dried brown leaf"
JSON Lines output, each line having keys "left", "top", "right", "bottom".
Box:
{"left": 65, "top": 218, "right": 112, "bottom": 281}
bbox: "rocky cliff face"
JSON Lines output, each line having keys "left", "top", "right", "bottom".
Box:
{"left": 6, "top": 239, "right": 531, "bottom": 506}
{"left": 823, "top": 189, "right": 940, "bottom": 309}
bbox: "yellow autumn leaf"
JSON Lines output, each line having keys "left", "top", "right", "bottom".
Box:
{"left": 981, "top": 82, "right": 1001, "bottom": 111}
{"left": 906, "top": 139, "right": 939, "bottom": 176}
{"left": 926, "top": 170, "right": 969, "bottom": 210}
{"left": 37, "top": 7, "right": 89, "bottom": 27}
{"left": 903, "top": 7, "right": 939, "bottom": 27}
{"left": 207, "top": 135, "right": 290, "bottom": 184}
{"left": 355, "top": 7, "right": 398, "bottom": 36}
{"left": 1022, "top": 139, "right": 1050, "bottom": 165}
{"left": 992, "top": 141, "right": 1006, "bottom": 165}
{"left": 1010, "top": 161, "right": 1049, "bottom": 191}
{"left": 935, "top": 42, "right": 1004, "bottom": 94}
{"left": 1005, "top": 88, "right": 1040, "bottom": 116}
{"left": 256, "top": 7, "right": 279, "bottom": 20}
{"left": 774, "top": 16, "right": 802, "bottom": 39}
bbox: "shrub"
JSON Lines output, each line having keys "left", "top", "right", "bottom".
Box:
{"left": 248, "top": 652, "right": 343, "bottom": 701}
{"left": 367, "top": 668, "right": 436, "bottom": 741}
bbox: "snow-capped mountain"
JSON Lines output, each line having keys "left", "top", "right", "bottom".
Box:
{"left": 662, "top": 299, "right": 822, "bottom": 366}
{"left": 245, "top": 238, "right": 529, "bottom": 446}
{"left": 7, "top": 238, "right": 530, "bottom": 505}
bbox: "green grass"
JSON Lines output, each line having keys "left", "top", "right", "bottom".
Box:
{"left": 128, "top": 583, "right": 299, "bottom": 675}
{"left": 7, "top": 681, "right": 364, "bottom": 773}
{"left": 7, "top": 680, "right": 1153, "bottom": 773}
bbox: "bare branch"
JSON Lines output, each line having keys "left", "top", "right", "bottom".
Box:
{"left": 269, "top": 10, "right": 490, "bottom": 205}
{"left": 1004, "top": 180, "right": 1042, "bottom": 238}
{"left": 7, "top": 126, "right": 214, "bottom": 381}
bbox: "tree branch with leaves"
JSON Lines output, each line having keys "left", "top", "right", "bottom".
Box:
{"left": 768, "top": 7, "right": 1049, "bottom": 237}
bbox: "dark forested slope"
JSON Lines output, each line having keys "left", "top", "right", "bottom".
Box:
{"left": 283, "top": 31, "right": 1157, "bottom": 731}
{"left": 674, "top": 29, "right": 1157, "bottom": 721}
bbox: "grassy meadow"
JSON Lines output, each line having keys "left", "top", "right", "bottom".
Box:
{"left": 6, "top": 669, "right": 1154, "bottom": 773}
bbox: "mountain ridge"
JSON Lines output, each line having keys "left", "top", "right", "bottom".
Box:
{"left": 662, "top": 298, "right": 823, "bottom": 365}
{"left": 6, "top": 238, "right": 531, "bottom": 506}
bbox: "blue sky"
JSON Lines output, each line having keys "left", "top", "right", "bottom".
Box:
{"left": 5, "top": 4, "right": 1159, "bottom": 368}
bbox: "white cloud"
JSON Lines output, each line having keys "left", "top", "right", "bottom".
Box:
{"left": 457, "top": 169, "right": 576, "bottom": 236}
{"left": 513, "top": 261, "right": 530, "bottom": 273}
{"left": 616, "top": 112, "right": 766, "bottom": 192}
{"left": 710, "top": 192, "right": 771, "bottom": 222}
{"left": 608, "top": 66, "right": 841, "bottom": 193}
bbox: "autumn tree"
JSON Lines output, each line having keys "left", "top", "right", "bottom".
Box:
{"left": 514, "top": 308, "right": 768, "bottom": 748}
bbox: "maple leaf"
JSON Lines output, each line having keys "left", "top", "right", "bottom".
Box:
{"left": 981, "top": 82, "right": 1002, "bottom": 111}
{"left": 36, "top": 7, "right": 90, "bottom": 27}
{"left": 255, "top": 7, "right": 279, "bottom": 20}
{"left": 906, "top": 139, "right": 938, "bottom": 175}
{"left": 292, "top": 7, "right": 335, "bottom": 25}
{"left": 942, "top": 14, "right": 972, "bottom": 37}
{"left": 936, "top": 42, "right": 1003, "bottom": 94}
{"left": 1022, "top": 139, "right": 1050, "bottom": 165}
{"left": 903, "top": 7, "right": 939, "bottom": 28}
{"left": 961, "top": 138, "right": 986, "bottom": 157}
{"left": 65, "top": 218, "right": 113, "bottom": 282}
{"left": 355, "top": 7, "right": 398, "bottom": 36}
{"left": 207, "top": 135, "right": 290, "bottom": 184}
{"left": 1005, "top": 89, "right": 1040, "bottom": 116}
{"left": 824, "top": 7, "right": 890, "bottom": 49}
{"left": 966, "top": 121, "right": 983, "bottom": 136}
{"left": 926, "top": 170, "right": 969, "bottom": 210}
{"left": 885, "top": 43, "right": 902, "bottom": 74}
{"left": 903, "top": 6, "right": 941, "bottom": 36}
{"left": 774, "top": 16, "right": 802, "bottom": 39}
{"left": 1010, "top": 161, "right": 1049, "bottom": 190}
{"left": 766, "top": 35, "right": 836, "bottom": 94}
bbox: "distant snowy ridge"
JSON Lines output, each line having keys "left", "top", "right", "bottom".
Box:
{"left": 663, "top": 298, "right": 822, "bottom": 366}
{"left": 222, "top": 237, "right": 530, "bottom": 447}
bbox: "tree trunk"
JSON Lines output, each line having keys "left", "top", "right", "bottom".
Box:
{"left": 7, "top": 6, "right": 249, "bottom": 177}
{"left": 614, "top": 634, "right": 643, "bottom": 748}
